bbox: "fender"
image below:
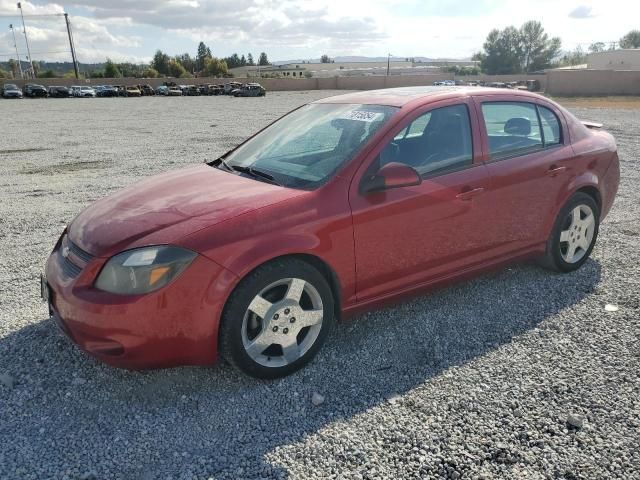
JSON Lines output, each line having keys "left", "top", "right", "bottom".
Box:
{"left": 543, "top": 171, "right": 601, "bottom": 239}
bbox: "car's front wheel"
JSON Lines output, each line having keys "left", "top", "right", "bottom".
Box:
{"left": 219, "top": 258, "right": 334, "bottom": 379}
{"left": 541, "top": 192, "right": 599, "bottom": 273}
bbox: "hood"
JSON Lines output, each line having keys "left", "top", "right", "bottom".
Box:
{"left": 69, "top": 164, "right": 304, "bottom": 257}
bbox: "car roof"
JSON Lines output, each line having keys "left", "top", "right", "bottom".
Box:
{"left": 313, "top": 86, "right": 542, "bottom": 108}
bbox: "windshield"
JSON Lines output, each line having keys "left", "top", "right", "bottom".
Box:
{"left": 221, "top": 103, "right": 398, "bottom": 189}
{"left": 4, "top": 84, "right": 18, "bottom": 90}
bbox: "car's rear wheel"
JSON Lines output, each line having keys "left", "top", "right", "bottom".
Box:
{"left": 219, "top": 258, "right": 334, "bottom": 379}
{"left": 541, "top": 192, "right": 599, "bottom": 273}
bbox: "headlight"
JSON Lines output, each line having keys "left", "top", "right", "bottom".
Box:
{"left": 95, "top": 246, "right": 197, "bottom": 295}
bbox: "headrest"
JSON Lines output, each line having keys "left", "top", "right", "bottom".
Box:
{"left": 504, "top": 117, "right": 531, "bottom": 136}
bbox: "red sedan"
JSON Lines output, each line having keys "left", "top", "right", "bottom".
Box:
{"left": 43, "top": 87, "right": 619, "bottom": 378}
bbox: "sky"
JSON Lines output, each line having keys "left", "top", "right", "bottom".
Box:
{"left": 0, "top": 0, "right": 638, "bottom": 65}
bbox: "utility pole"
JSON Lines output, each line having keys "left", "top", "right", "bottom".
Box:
{"left": 17, "top": 2, "right": 34, "bottom": 78}
{"left": 9, "top": 24, "right": 24, "bottom": 79}
{"left": 386, "top": 53, "right": 391, "bottom": 76}
{"left": 64, "top": 13, "right": 80, "bottom": 79}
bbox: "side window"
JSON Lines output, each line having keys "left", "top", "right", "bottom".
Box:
{"left": 382, "top": 104, "right": 473, "bottom": 177}
{"left": 481, "top": 102, "right": 543, "bottom": 159}
{"left": 538, "top": 106, "right": 562, "bottom": 146}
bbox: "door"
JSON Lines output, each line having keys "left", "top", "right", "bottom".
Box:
{"left": 473, "top": 97, "right": 572, "bottom": 253}
{"left": 349, "top": 100, "right": 494, "bottom": 302}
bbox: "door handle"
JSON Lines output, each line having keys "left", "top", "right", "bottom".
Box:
{"left": 546, "top": 165, "right": 567, "bottom": 177}
{"left": 456, "top": 187, "right": 485, "bottom": 201}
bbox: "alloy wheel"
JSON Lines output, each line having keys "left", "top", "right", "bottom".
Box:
{"left": 241, "top": 278, "right": 324, "bottom": 367}
{"left": 559, "top": 204, "right": 596, "bottom": 264}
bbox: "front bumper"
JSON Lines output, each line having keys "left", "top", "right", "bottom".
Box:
{"left": 44, "top": 241, "right": 238, "bottom": 369}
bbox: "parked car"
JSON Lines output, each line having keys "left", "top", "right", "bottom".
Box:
{"left": 97, "top": 85, "right": 119, "bottom": 97}
{"left": 488, "top": 82, "right": 508, "bottom": 89}
{"left": 223, "top": 82, "right": 243, "bottom": 95}
{"left": 42, "top": 87, "right": 619, "bottom": 379}
{"left": 140, "top": 84, "right": 155, "bottom": 96}
{"left": 125, "top": 86, "right": 141, "bottom": 97}
{"left": 155, "top": 85, "right": 169, "bottom": 96}
{"left": 168, "top": 86, "right": 182, "bottom": 96}
{"left": 23, "top": 83, "right": 48, "bottom": 98}
{"left": 185, "top": 85, "right": 201, "bottom": 96}
{"left": 72, "top": 86, "right": 96, "bottom": 98}
{"left": 211, "top": 84, "right": 224, "bottom": 95}
{"left": 2, "top": 83, "right": 23, "bottom": 98}
{"left": 48, "top": 86, "right": 71, "bottom": 98}
{"left": 232, "top": 83, "right": 266, "bottom": 97}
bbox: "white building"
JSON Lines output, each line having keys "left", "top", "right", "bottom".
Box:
{"left": 587, "top": 49, "right": 640, "bottom": 70}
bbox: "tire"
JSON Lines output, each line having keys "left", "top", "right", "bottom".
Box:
{"left": 219, "top": 258, "right": 334, "bottom": 379}
{"left": 540, "top": 192, "right": 599, "bottom": 273}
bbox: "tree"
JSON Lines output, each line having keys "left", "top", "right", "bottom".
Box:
{"left": 258, "top": 52, "right": 269, "bottom": 66}
{"left": 240, "top": 54, "right": 246, "bottom": 66}
{"left": 104, "top": 58, "right": 121, "bottom": 78}
{"left": 558, "top": 46, "right": 587, "bottom": 67}
{"left": 520, "top": 20, "right": 561, "bottom": 72}
{"left": 320, "top": 54, "right": 331, "bottom": 63}
{"left": 152, "top": 50, "right": 170, "bottom": 75}
{"left": 619, "top": 30, "right": 640, "bottom": 49}
{"left": 168, "top": 58, "right": 190, "bottom": 78}
{"left": 475, "top": 21, "right": 561, "bottom": 74}
{"left": 196, "top": 41, "right": 211, "bottom": 71}
{"left": 176, "top": 53, "right": 195, "bottom": 74}
{"left": 203, "top": 57, "right": 228, "bottom": 77}
{"left": 0, "top": 67, "right": 8, "bottom": 78}
{"left": 588, "top": 42, "right": 606, "bottom": 53}
{"left": 143, "top": 67, "right": 159, "bottom": 78}
{"left": 247, "top": 53, "right": 255, "bottom": 66}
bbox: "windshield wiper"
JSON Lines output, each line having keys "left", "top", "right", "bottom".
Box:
{"left": 231, "top": 165, "right": 282, "bottom": 186}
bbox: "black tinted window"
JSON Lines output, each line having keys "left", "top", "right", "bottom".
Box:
{"left": 380, "top": 104, "right": 473, "bottom": 177}
{"left": 481, "top": 102, "right": 543, "bottom": 159}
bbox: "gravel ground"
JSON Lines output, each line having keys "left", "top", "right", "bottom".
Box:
{"left": 0, "top": 93, "right": 638, "bottom": 480}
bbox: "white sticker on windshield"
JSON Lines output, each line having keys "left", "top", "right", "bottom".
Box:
{"left": 340, "top": 111, "right": 383, "bottom": 122}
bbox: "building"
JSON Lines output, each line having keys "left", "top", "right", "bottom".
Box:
{"left": 587, "top": 49, "right": 640, "bottom": 70}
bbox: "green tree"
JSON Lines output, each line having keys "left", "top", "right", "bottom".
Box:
{"left": 168, "top": 58, "right": 190, "bottom": 78}
{"left": 247, "top": 53, "right": 255, "bottom": 66}
{"left": 203, "top": 57, "right": 228, "bottom": 76}
{"left": 588, "top": 42, "right": 606, "bottom": 53}
{"left": 619, "top": 30, "right": 640, "bottom": 48}
{"left": 176, "top": 54, "right": 195, "bottom": 74}
{"left": 0, "top": 67, "right": 9, "bottom": 78}
{"left": 520, "top": 20, "right": 561, "bottom": 72}
{"left": 196, "top": 41, "right": 211, "bottom": 71}
{"left": 475, "top": 21, "right": 560, "bottom": 74}
{"left": 152, "top": 50, "right": 170, "bottom": 75}
{"left": 558, "top": 46, "right": 587, "bottom": 67}
{"left": 240, "top": 54, "right": 247, "bottom": 66}
{"left": 37, "top": 69, "right": 57, "bottom": 78}
{"left": 104, "top": 58, "right": 121, "bottom": 78}
{"left": 258, "top": 52, "right": 269, "bottom": 66}
{"left": 143, "top": 67, "right": 159, "bottom": 78}
{"left": 320, "top": 54, "right": 331, "bottom": 63}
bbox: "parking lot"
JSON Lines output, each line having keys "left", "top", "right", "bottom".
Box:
{"left": 0, "top": 92, "right": 638, "bottom": 479}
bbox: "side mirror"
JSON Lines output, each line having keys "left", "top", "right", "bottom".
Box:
{"left": 362, "top": 162, "right": 422, "bottom": 193}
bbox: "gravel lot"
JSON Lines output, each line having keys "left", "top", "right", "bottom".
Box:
{"left": 0, "top": 92, "right": 638, "bottom": 480}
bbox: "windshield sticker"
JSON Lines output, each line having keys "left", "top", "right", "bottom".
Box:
{"left": 340, "top": 111, "right": 384, "bottom": 122}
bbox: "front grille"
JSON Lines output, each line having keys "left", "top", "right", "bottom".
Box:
{"left": 57, "top": 235, "right": 94, "bottom": 279}
{"left": 60, "top": 255, "right": 82, "bottom": 278}
{"left": 69, "top": 240, "right": 94, "bottom": 263}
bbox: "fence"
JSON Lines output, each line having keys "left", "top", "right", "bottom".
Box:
{"left": 5, "top": 70, "right": 640, "bottom": 96}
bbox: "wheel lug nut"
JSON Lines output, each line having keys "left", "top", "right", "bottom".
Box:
{"left": 272, "top": 326, "right": 278, "bottom": 332}
{"left": 284, "top": 308, "right": 290, "bottom": 315}
{"left": 273, "top": 313, "right": 279, "bottom": 320}
{"left": 283, "top": 328, "right": 289, "bottom": 334}
{"left": 290, "top": 317, "right": 296, "bottom": 323}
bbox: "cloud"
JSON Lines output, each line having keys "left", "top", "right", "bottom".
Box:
{"left": 569, "top": 5, "right": 595, "bottom": 18}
